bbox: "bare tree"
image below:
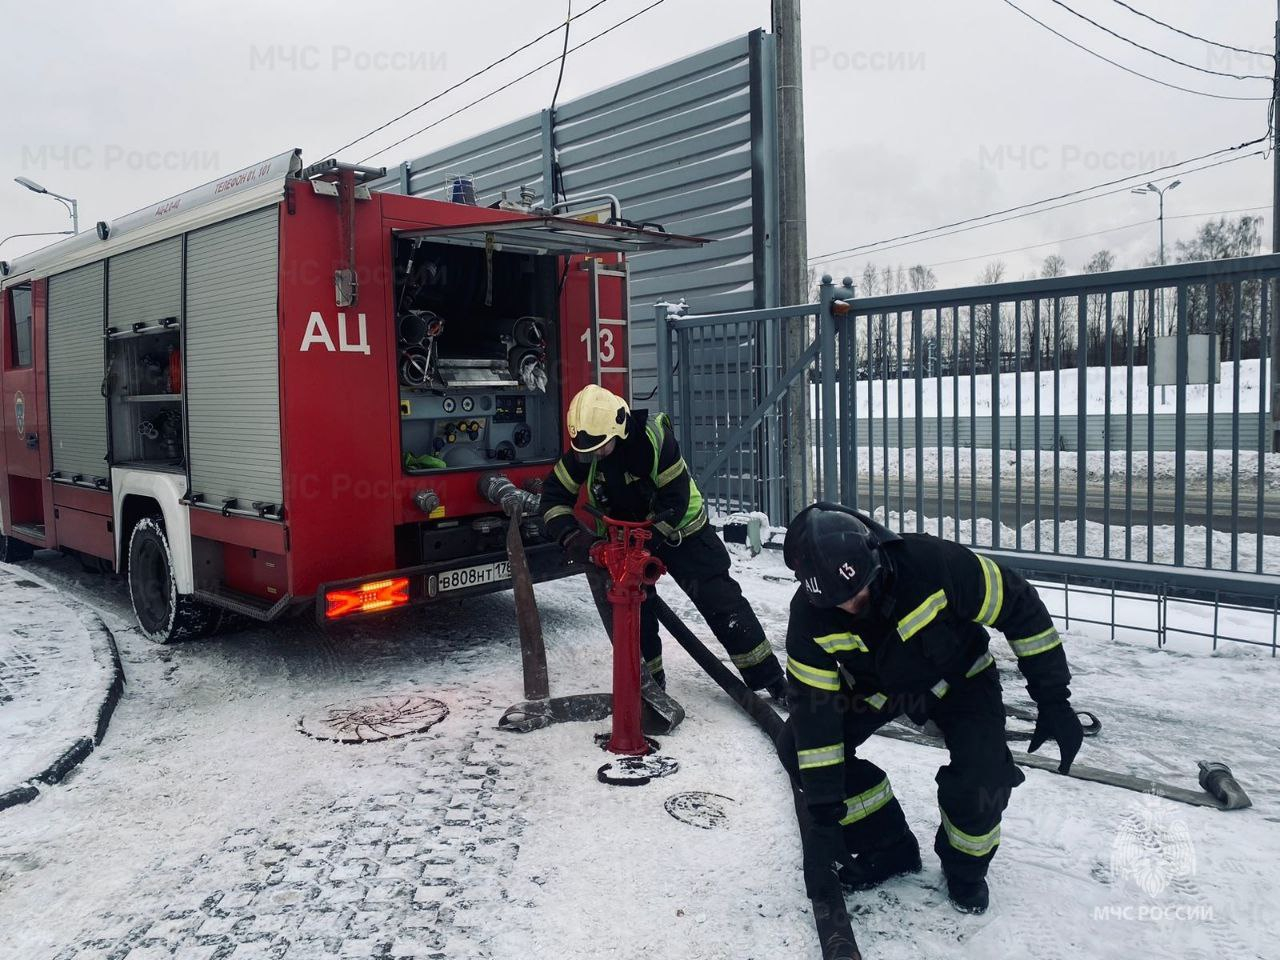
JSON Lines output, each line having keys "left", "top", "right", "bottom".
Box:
{"left": 971, "top": 261, "right": 1006, "bottom": 371}
{"left": 1040, "top": 254, "right": 1066, "bottom": 278}
{"left": 1175, "top": 215, "right": 1264, "bottom": 351}
{"left": 1083, "top": 249, "right": 1115, "bottom": 274}
{"left": 1082, "top": 249, "right": 1115, "bottom": 363}
{"left": 879, "top": 264, "right": 897, "bottom": 296}
{"left": 860, "top": 262, "right": 880, "bottom": 298}
{"left": 907, "top": 264, "right": 938, "bottom": 292}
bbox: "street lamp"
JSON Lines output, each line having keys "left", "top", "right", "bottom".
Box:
{"left": 1131, "top": 179, "right": 1181, "bottom": 266}
{"left": 14, "top": 176, "right": 79, "bottom": 234}
{"left": 1133, "top": 179, "right": 1181, "bottom": 399}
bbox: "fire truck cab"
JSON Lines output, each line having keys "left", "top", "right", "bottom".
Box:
{"left": 0, "top": 150, "right": 701, "bottom": 641}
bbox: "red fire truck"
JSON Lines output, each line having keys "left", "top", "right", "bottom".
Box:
{"left": 0, "top": 150, "right": 699, "bottom": 642}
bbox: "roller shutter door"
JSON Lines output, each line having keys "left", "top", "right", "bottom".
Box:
{"left": 108, "top": 237, "right": 180, "bottom": 326}
{"left": 185, "top": 206, "right": 283, "bottom": 508}
{"left": 47, "top": 262, "right": 108, "bottom": 481}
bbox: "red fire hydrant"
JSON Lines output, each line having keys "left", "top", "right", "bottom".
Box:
{"left": 590, "top": 518, "right": 666, "bottom": 756}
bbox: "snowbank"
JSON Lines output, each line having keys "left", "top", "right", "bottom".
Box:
{"left": 849, "top": 446, "right": 1280, "bottom": 489}
{"left": 846, "top": 358, "right": 1272, "bottom": 417}
{"left": 0, "top": 568, "right": 115, "bottom": 788}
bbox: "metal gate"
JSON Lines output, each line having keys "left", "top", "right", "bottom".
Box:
{"left": 660, "top": 258, "right": 1280, "bottom": 650}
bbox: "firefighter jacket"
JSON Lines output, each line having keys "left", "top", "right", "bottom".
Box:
{"left": 541, "top": 410, "right": 707, "bottom": 543}
{"left": 786, "top": 512, "right": 1071, "bottom": 817}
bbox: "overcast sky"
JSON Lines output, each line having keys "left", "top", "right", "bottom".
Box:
{"left": 1, "top": 0, "right": 1274, "bottom": 288}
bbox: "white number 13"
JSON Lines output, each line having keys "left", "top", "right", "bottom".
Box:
{"left": 579, "top": 327, "right": 617, "bottom": 364}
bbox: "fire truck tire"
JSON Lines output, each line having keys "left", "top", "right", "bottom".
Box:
{"left": 127, "top": 516, "right": 220, "bottom": 644}
{"left": 0, "top": 534, "right": 36, "bottom": 563}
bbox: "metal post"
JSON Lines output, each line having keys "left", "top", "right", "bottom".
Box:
{"left": 773, "top": 0, "right": 810, "bottom": 516}
{"left": 1076, "top": 294, "right": 1087, "bottom": 558}
{"left": 1273, "top": 5, "right": 1280, "bottom": 256}
{"left": 991, "top": 300, "right": 1002, "bottom": 548}
{"left": 654, "top": 303, "right": 674, "bottom": 423}
{"left": 1272, "top": 6, "right": 1279, "bottom": 451}
{"left": 540, "top": 108, "right": 557, "bottom": 208}
{"left": 913, "top": 308, "right": 925, "bottom": 531}
{"left": 678, "top": 329, "right": 695, "bottom": 468}
{"left": 1173, "top": 285, "right": 1189, "bottom": 567}
{"left": 818, "top": 277, "right": 838, "bottom": 500}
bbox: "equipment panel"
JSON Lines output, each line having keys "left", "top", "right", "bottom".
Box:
{"left": 394, "top": 239, "right": 559, "bottom": 473}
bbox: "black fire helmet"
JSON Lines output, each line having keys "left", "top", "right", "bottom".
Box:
{"left": 784, "top": 502, "right": 885, "bottom": 608}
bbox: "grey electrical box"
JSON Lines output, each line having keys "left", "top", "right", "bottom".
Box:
{"left": 1151, "top": 334, "right": 1220, "bottom": 386}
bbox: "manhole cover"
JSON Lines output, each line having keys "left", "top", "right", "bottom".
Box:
{"left": 298, "top": 694, "right": 448, "bottom": 743}
{"left": 664, "top": 791, "right": 737, "bottom": 830}
{"left": 597, "top": 754, "right": 679, "bottom": 787}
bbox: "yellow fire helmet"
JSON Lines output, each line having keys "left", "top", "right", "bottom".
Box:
{"left": 567, "top": 384, "right": 630, "bottom": 453}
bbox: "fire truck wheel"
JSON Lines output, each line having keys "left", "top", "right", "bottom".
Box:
{"left": 0, "top": 534, "right": 36, "bottom": 563}
{"left": 127, "top": 516, "right": 220, "bottom": 644}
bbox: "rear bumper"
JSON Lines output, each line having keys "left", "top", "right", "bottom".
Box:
{"left": 314, "top": 543, "right": 575, "bottom": 625}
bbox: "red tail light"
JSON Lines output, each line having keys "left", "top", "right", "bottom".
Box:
{"left": 325, "top": 578, "right": 411, "bottom": 619}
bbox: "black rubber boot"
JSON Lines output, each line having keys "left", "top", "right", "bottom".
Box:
{"left": 838, "top": 830, "right": 922, "bottom": 892}
{"left": 811, "top": 898, "right": 862, "bottom": 960}
{"left": 945, "top": 874, "right": 990, "bottom": 914}
{"left": 764, "top": 679, "right": 789, "bottom": 709}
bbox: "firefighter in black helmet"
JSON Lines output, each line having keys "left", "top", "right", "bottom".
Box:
{"left": 781, "top": 503, "right": 1083, "bottom": 915}
{"left": 540, "top": 385, "right": 787, "bottom": 700}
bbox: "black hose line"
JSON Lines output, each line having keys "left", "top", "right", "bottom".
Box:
{"left": 652, "top": 597, "right": 862, "bottom": 960}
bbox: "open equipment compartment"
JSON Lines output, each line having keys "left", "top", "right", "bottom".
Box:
{"left": 105, "top": 324, "right": 184, "bottom": 468}
{"left": 393, "top": 236, "right": 561, "bottom": 474}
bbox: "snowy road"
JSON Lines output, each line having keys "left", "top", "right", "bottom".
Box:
{"left": 1, "top": 547, "right": 1277, "bottom": 960}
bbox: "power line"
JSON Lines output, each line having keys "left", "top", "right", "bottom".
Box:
{"left": 550, "top": 1, "right": 573, "bottom": 115}
{"left": 1109, "top": 0, "right": 1272, "bottom": 60}
{"left": 914, "top": 204, "right": 1269, "bottom": 271}
{"left": 922, "top": 218, "right": 1155, "bottom": 269}
{"left": 808, "top": 139, "right": 1267, "bottom": 262}
{"left": 815, "top": 151, "right": 1264, "bottom": 264}
{"left": 325, "top": 0, "right": 614, "bottom": 159}
{"left": 359, "top": 0, "right": 666, "bottom": 164}
{"left": 998, "top": 0, "right": 1272, "bottom": 101}
{"left": 1046, "top": 0, "right": 1270, "bottom": 81}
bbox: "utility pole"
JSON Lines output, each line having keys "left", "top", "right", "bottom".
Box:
{"left": 1272, "top": 4, "right": 1279, "bottom": 451}
{"left": 773, "top": 0, "right": 811, "bottom": 513}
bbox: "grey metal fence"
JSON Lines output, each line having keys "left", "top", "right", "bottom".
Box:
{"left": 807, "top": 412, "right": 1269, "bottom": 453}
{"left": 659, "top": 255, "right": 1280, "bottom": 646}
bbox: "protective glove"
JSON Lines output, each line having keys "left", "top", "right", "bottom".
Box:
{"left": 648, "top": 508, "right": 684, "bottom": 545}
{"left": 560, "top": 528, "right": 601, "bottom": 566}
{"left": 803, "top": 823, "right": 856, "bottom": 902}
{"left": 1027, "top": 700, "right": 1084, "bottom": 774}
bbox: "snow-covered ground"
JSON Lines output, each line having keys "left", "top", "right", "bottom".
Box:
{"left": 849, "top": 446, "right": 1280, "bottom": 489}
{"left": 0, "top": 547, "right": 1276, "bottom": 960}
{"left": 847, "top": 358, "right": 1272, "bottom": 417}
{"left": 869, "top": 509, "right": 1280, "bottom": 577}
{"left": 0, "top": 570, "right": 114, "bottom": 789}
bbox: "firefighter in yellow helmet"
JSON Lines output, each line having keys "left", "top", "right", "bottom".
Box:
{"left": 541, "top": 384, "right": 787, "bottom": 699}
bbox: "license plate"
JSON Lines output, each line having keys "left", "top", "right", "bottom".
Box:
{"left": 437, "top": 560, "right": 512, "bottom": 593}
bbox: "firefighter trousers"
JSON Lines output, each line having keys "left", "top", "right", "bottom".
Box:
{"left": 639, "top": 525, "right": 784, "bottom": 691}
{"left": 781, "top": 665, "right": 1024, "bottom": 883}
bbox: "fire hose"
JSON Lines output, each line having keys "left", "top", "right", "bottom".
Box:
{"left": 482, "top": 472, "right": 1245, "bottom": 955}
{"left": 650, "top": 599, "right": 1252, "bottom": 960}
{"left": 650, "top": 598, "right": 862, "bottom": 960}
